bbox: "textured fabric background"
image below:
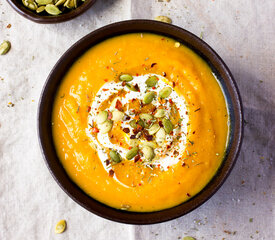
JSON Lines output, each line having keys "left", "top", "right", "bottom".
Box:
{"left": 0, "top": 0, "right": 274, "bottom": 239}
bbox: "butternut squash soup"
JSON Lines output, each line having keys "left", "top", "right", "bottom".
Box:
{"left": 52, "top": 33, "right": 229, "bottom": 212}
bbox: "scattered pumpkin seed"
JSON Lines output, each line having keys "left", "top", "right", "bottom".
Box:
{"left": 140, "top": 113, "right": 153, "bottom": 122}
{"left": 110, "top": 97, "right": 121, "bottom": 110}
{"left": 125, "top": 83, "right": 138, "bottom": 92}
{"left": 129, "top": 139, "right": 139, "bottom": 147}
{"left": 129, "top": 120, "right": 137, "bottom": 128}
{"left": 174, "top": 42, "right": 180, "bottom": 48}
{"left": 142, "top": 146, "right": 155, "bottom": 161}
{"left": 154, "top": 15, "right": 172, "bottom": 24}
{"left": 183, "top": 237, "right": 196, "bottom": 240}
{"left": 145, "top": 75, "right": 158, "bottom": 87}
{"left": 126, "top": 147, "right": 139, "bottom": 160}
{"left": 163, "top": 118, "right": 173, "bottom": 133}
{"left": 148, "top": 123, "right": 160, "bottom": 135}
{"left": 137, "top": 119, "right": 145, "bottom": 128}
{"left": 156, "top": 128, "right": 166, "bottom": 144}
{"left": 36, "top": 5, "right": 45, "bottom": 12}
{"left": 55, "top": 220, "right": 66, "bottom": 234}
{"left": 22, "top": 0, "right": 38, "bottom": 10}
{"left": 154, "top": 109, "right": 166, "bottom": 118}
{"left": 64, "top": 0, "right": 74, "bottom": 8}
{"left": 159, "top": 87, "right": 172, "bottom": 98}
{"left": 45, "top": 4, "right": 61, "bottom": 15}
{"left": 55, "top": 0, "right": 66, "bottom": 6}
{"left": 119, "top": 74, "right": 133, "bottom": 82}
{"left": 35, "top": 0, "right": 52, "bottom": 5}
{"left": 98, "top": 119, "right": 113, "bottom": 133}
{"left": 112, "top": 110, "right": 124, "bottom": 121}
{"left": 142, "top": 141, "right": 158, "bottom": 149}
{"left": 96, "top": 110, "right": 108, "bottom": 124}
{"left": 109, "top": 150, "right": 121, "bottom": 163}
{"left": 0, "top": 41, "right": 11, "bottom": 55}
{"left": 143, "top": 91, "right": 156, "bottom": 104}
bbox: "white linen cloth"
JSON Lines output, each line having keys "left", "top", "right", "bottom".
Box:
{"left": 0, "top": 0, "right": 274, "bottom": 239}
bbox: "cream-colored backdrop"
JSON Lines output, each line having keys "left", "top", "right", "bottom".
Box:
{"left": 0, "top": 0, "right": 274, "bottom": 239}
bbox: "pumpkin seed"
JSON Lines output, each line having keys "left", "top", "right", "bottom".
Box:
{"left": 45, "top": 4, "right": 61, "bottom": 15}
{"left": 126, "top": 147, "right": 139, "bottom": 160}
{"left": 129, "top": 139, "right": 139, "bottom": 147}
{"left": 137, "top": 119, "right": 145, "bottom": 128}
{"left": 143, "top": 91, "right": 156, "bottom": 104}
{"left": 0, "top": 41, "right": 11, "bottom": 55}
{"left": 142, "top": 141, "right": 157, "bottom": 149}
{"left": 174, "top": 42, "right": 180, "bottom": 48}
{"left": 125, "top": 83, "right": 138, "bottom": 92}
{"left": 119, "top": 74, "right": 133, "bottom": 82}
{"left": 96, "top": 110, "right": 108, "bottom": 124}
{"left": 163, "top": 118, "right": 173, "bottom": 133}
{"left": 142, "top": 146, "right": 155, "bottom": 161}
{"left": 55, "top": 0, "right": 66, "bottom": 6}
{"left": 98, "top": 119, "right": 113, "bottom": 133}
{"left": 64, "top": 0, "right": 74, "bottom": 8}
{"left": 35, "top": 0, "right": 52, "bottom": 5}
{"left": 156, "top": 128, "right": 166, "bottom": 144}
{"left": 140, "top": 113, "right": 153, "bottom": 122}
{"left": 183, "top": 237, "right": 196, "bottom": 240}
{"left": 154, "top": 15, "right": 172, "bottom": 24}
{"left": 159, "top": 87, "right": 172, "bottom": 98}
{"left": 109, "top": 150, "right": 121, "bottom": 163}
{"left": 145, "top": 76, "right": 158, "bottom": 87}
{"left": 129, "top": 120, "right": 137, "bottom": 128}
{"left": 36, "top": 5, "right": 45, "bottom": 12}
{"left": 148, "top": 123, "right": 160, "bottom": 135}
{"left": 110, "top": 97, "right": 121, "bottom": 110}
{"left": 154, "top": 109, "right": 166, "bottom": 118}
{"left": 22, "top": 0, "right": 38, "bottom": 10}
{"left": 112, "top": 110, "right": 124, "bottom": 121}
{"left": 55, "top": 220, "right": 66, "bottom": 234}
{"left": 73, "top": 0, "right": 77, "bottom": 8}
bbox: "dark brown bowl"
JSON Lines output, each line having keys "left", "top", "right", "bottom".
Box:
{"left": 6, "top": 0, "right": 96, "bottom": 24}
{"left": 38, "top": 20, "right": 243, "bottom": 224}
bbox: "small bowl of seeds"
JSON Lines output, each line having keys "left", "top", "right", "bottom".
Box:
{"left": 7, "top": 0, "right": 97, "bottom": 23}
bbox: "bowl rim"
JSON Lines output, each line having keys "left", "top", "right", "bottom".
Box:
{"left": 6, "top": 0, "right": 96, "bottom": 24}
{"left": 38, "top": 19, "right": 244, "bottom": 224}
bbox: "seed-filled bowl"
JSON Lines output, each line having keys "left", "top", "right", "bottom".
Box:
{"left": 7, "top": 0, "right": 96, "bottom": 23}
{"left": 38, "top": 20, "right": 243, "bottom": 224}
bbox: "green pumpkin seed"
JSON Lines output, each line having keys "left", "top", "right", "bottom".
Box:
{"left": 45, "top": 4, "right": 61, "bottom": 15}
{"left": 137, "top": 119, "right": 145, "bottom": 128}
{"left": 36, "top": 5, "right": 45, "bottom": 12}
{"left": 109, "top": 150, "right": 121, "bottom": 163}
{"left": 98, "top": 119, "right": 113, "bottom": 133}
{"left": 145, "top": 76, "right": 158, "bottom": 87}
{"left": 119, "top": 74, "right": 133, "bottom": 82}
{"left": 154, "top": 109, "right": 166, "bottom": 118}
{"left": 156, "top": 128, "right": 166, "bottom": 144}
{"left": 0, "top": 41, "right": 11, "bottom": 55}
{"left": 35, "top": 0, "right": 52, "bottom": 5}
{"left": 154, "top": 15, "right": 172, "bottom": 24}
{"left": 143, "top": 91, "right": 156, "bottom": 104}
{"left": 55, "top": 220, "right": 66, "bottom": 234}
{"left": 22, "top": 0, "right": 38, "bottom": 10}
{"left": 125, "top": 83, "right": 138, "bottom": 92}
{"left": 129, "top": 139, "right": 139, "bottom": 147}
{"left": 64, "top": 0, "right": 74, "bottom": 8}
{"left": 140, "top": 113, "right": 153, "bottom": 122}
{"left": 183, "top": 237, "right": 196, "bottom": 240}
{"left": 159, "top": 87, "right": 172, "bottom": 98}
{"left": 142, "top": 141, "right": 157, "bottom": 149}
{"left": 126, "top": 147, "right": 139, "bottom": 160}
{"left": 112, "top": 110, "right": 124, "bottom": 121}
{"left": 148, "top": 123, "right": 160, "bottom": 135}
{"left": 110, "top": 97, "right": 121, "bottom": 110}
{"left": 55, "top": 0, "right": 66, "bottom": 6}
{"left": 163, "top": 118, "right": 173, "bottom": 133}
{"left": 142, "top": 146, "right": 155, "bottom": 161}
{"left": 129, "top": 120, "right": 137, "bottom": 128}
{"left": 73, "top": 0, "right": 77, "bottom": 8}
{"left": 96, "top": 110, "right": 108, "bottom": 124}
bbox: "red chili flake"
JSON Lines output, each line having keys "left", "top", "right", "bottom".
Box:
{"left": 115, "top": 99, "right": 123, "bottom": 111}
{"left": 151, "top": 106, "right": 157, "bottom": 113}
{"left": 151, "top": 63, "right": 157, "bottom": 68}
{"left": 145, "top": 135, "right": 153, "bottom": 141}
{"left": 138, "top": 183, "right": 142, "bottom": 186}
{"left": 107, "top": 111, "right": 112, "bottom": 119}
{"left": 91, "top": 127, "right": 99, "bottom": 133}
{"left": 182, "top": 162, "right": 186, "bottom": 167}
{"left": 187, "top": 193, "right": 191, "bottom": 197}
{"left": 178, "top": 182, "right": 181, "bottom": 184}
{"left": 152, "top": 86, "right": 156, "bottom": 90}
{"left": 130, "top": 135, "right": 136, "bottom": 139}
{"left": 87, "top": 106, "right": 91, "bottom": 112}
{"left": 106, "top": 66, "right": 109, "bottom": 69}
{"left": 169, "top": 99, "right": 173, "bottom": 104}
{"left": 193, "top": 131, "right": 196, "bottom": 134}
{"left": 163, "top": 72, "right": 167, "bottom": 77}
{"left": 141, "top": 64, "right": 145, "bottom": 67}
{"left": 109, "top": 169, "right": 114, "bottom": 177}
{"left": 172, "top": 82, "right": 176, "bottom": 88}
{"left": 136, "top": 73, "right": 139, "bottom": 76}
{"left": 102, "top": 89, "right": 109, "bottom": 91}
{"left": 105, "top": 160, "right": 110, "bottom": 166}
{"left": 134, "top": 84, "right": 140, "bottom": 92}
{"left": 161, "top": 38, "right": 165, "bottom": 41}
{"left": 186, "top": 111, "right": 188, "bottom": 115}
{"left": 173, "top": 150, "right": 179, "bottom": 156}
{"left": 104, "top": 79, "right": 108, "bottom": 82}
{"left": 134, "top": 155, "right": 141, "bottom": 163}
{"left": 123, "top": 128, "right": 130, "bottom": 133}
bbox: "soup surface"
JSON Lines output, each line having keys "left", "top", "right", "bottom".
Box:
{"left": 52, "top": 33, "right": 229, "bottom": 212}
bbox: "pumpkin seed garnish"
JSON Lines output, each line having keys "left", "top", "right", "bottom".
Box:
{"left": 96, "top": 110, "right": 108, "bottom": 124}
{"left": 0, "top": 41, "right": 11, "bottom": 55}
{"left": 137, "top": 119, "right": 145, "bottom": 128}
{"left": 109, "top": 150, "right": 121, "bottom": 163}
{"left": 45, "top": 4, "right": 61, "bottom": 15}
{"left": 159, "top": 87, "right": 172, "bottom": 98}
{"left": 129, "top": 120, "right": 137, "bottom": 128}
{"left": 36, "top": 5, "right": 45, "bottom": 13}
{"left": 126, "top": 147, "right": 139, "bottom": 160}
{"left": 64, "top": 0, "right": 74, "bottom": 8}
{"left": 112, "top": 110, "right": 124, "bottom": 121}
{"left": 119, "top": 74, "right": 133, "bottom": 82}
{"left": 55, "top": 220, "right": 66, "bottom": 234}
{"left": 140, "top": 113, "right": 153, "bottom": 122}
{"left": 98, "top": 119, "right": 113, "bottom": 133}
{"left": 145, "top": 75, "right": 158, "bottom": 87}
{"left": 35, "top": 0, "right": 52, "bottom": 5}
{"left": 142, "top": 146, "right": 155, "bottom": 161}
{"left": 163, "top": 118, "right": 173, "bottom": 133}
{"left": 125, "top": 83, "right": 138, "bottom": 92}
{"left": 174, "top": 42, "right": 180, "bottom": 48}
{"left": 143, "top": 91, "right": 156, "bottom": 104}
{"left": 55, "top": 0, "right": 66, "bottom": 6}
{"left": 154, "top": 15, "right": 172, "bottom": 24}
{"left": 148, "top": 123, "right": 160, "bottom": 135}
{"left": 22, "top": 0, "right": 38, "bottom": 10}
{"left": 154, "top": 109, "right": 166, "bottom": 118}
{"left": 156, "top": 128, "right": 166, "bottom": 144}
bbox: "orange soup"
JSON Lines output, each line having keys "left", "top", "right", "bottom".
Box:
{"left": 52, "top": 33, "right": 229, "bottom": 212}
